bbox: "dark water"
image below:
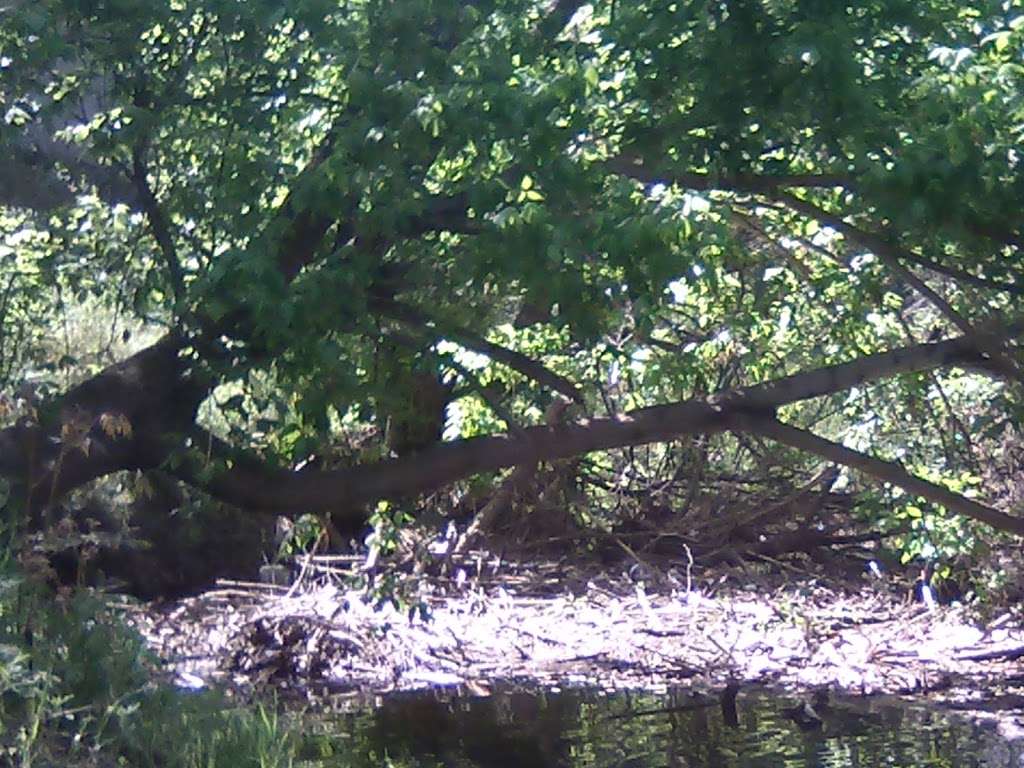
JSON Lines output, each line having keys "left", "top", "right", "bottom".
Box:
{"left": 296, "top": 687, "right": 1022, "bottom": 767}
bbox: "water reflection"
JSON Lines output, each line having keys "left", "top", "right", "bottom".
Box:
{"left": 298, "top": 687, "right": 1020, "bottom": 767}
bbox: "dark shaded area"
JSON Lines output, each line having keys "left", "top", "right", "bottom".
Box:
{"left": 34, "top": 473, "right": 274, "bottom": 599}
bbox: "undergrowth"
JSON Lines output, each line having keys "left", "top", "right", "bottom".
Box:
{"left": 0, "top": 545, "right": 299, "bottom": 768}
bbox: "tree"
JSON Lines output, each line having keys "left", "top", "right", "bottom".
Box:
{"left": 0, "top": 0, "right": 1021, "bottom": 545}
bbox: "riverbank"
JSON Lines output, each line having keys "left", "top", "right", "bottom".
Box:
{"left": 123, "top": 552, "right": 1024, "bottom": 746}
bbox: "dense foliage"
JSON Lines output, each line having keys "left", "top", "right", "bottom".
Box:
{"left": 1, "top": 1, "right": 1022, "bottom": 760}
{"left": 0, "top": 0, "right": 1021, "bottom": 569}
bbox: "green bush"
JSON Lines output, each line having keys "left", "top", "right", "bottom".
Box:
{"left": 0, "top": 555, "right": 298, "bottom": 768}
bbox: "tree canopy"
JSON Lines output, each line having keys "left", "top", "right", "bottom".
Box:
{"left": 0, "top": 0, "right": 1021, "bottom": 548}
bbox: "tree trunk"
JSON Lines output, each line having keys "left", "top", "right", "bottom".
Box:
{"left": 0, "top": 334, "right": 204, "bottom": 518}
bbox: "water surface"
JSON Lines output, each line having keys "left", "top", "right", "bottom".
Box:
{"left": 296, "top": 687, "right": 1021, "bottom": 767}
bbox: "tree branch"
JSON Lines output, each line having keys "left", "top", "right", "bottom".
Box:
{"left": 895, "top": 249, "right": 1024, "bottom": 297}
{"left": 730, "top": 414, "right": 1024, "bottom": 536}
{"left": 0, "top": 335, "right": 205, "bottom": 515}
{"left": 965, "top": 218, "right": 1023, "bottom": 251}
{"left": 775, "top": 191, "right": 1024, "bottom": 384}
{"left": 376, "top": 299, "right": 586, "bottom": 403}
{"left": 610, "top": 155, "right": 1023, "bottom": 296}
{"left": 166, "top": 332, "right": 996, "bottom": 523}
{"left": 445, "top": 356, "right": 527, "bottom": 438}
{"left": 607, "top": 154, "right": 851, "bottom": 192}
{"left": 10, "top": 327, "right": 997, "bottom": 533}
{"left": 271, "top": 132, "right": 346, "bottom": 282}
{"left": 131, "top": 146, "right": 185, "bottom": 308}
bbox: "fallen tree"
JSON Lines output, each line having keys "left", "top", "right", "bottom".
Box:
{"left": 3, "top": 323, "right": 1020, "bottom": 536}
{"left": 1, "top": 0, "right": 1021, "bottom": 560}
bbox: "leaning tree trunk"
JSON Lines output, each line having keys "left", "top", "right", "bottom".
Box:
{"left": 0, "top": 334, "right": 203, "bottom": 519}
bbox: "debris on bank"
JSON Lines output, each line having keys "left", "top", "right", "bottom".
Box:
{"left": 122, "top": 552, "right": 1024, "bottom": 726}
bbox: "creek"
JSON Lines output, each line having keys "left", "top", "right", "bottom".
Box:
{"left": 292, "top": 686, "right": 1021, "bottom": 767}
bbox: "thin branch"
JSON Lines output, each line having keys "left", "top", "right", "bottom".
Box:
{"left": 617, "top": 156, "right": 1022, "bottom": 296}
{"left": 731, "top": 209, "right": 817, "bottom": 281}
{"left": 377, "top": 299, "right": 586, "bottom": 404}
{"left": 444, "top": 356, "right": 527, "bottom": 438}
{"left": 730, "top": 414, "right": 1024, "bottom": 536}
{"left": 896, "top": 249, "right": 1024, "bottom": 297}
{"left": 608, "top": 154, "right": 851, "bottom": 192}
{"left": 895, "top": 310, "right": 979, "bottom": 470}
{"left": 131, "top": 146, "right": 185, "bottom": 308}
{"left": 776, "top": 191, "right": 1024, "bottom": 384}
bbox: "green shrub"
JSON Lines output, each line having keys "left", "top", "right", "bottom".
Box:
{"left": 0, "top": 558, "right": 298, "bottom": 767}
